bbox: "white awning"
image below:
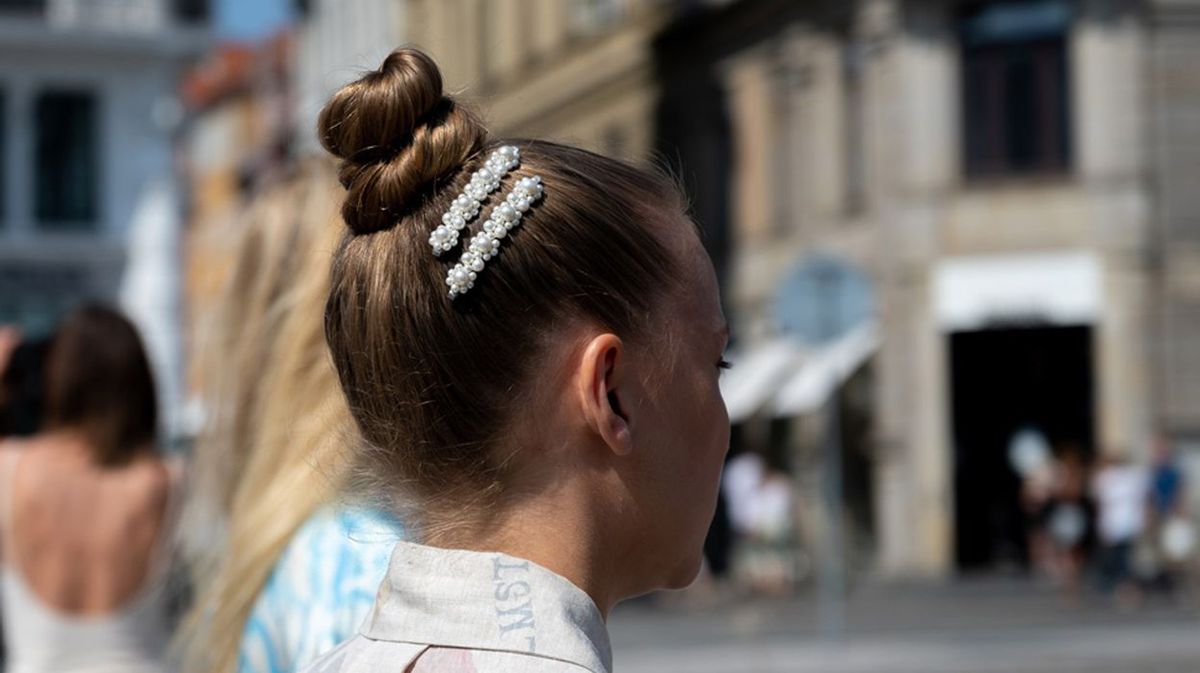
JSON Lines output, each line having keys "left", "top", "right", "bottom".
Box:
{"left": 720, "top": 338, "right": 804, "bottom": 424}
{"left": 933, "top": 251, "right": 1101, "bottom": 331}
{"left": 770, "top": 322, "right": 880, "bottom": 416}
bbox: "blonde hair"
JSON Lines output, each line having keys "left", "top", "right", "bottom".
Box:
{"left": 178, "top": 160, "right": 357, "bottom": 673}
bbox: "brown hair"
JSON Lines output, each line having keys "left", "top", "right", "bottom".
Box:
{"left": 44, "top": 304, "right": 157, "bottom": 466}
{"left": 318, "top": 49, "right": 686, "bottom": 538}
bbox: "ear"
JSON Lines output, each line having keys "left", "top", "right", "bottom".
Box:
{"left": 577, "top": 333, "right": 634, "bottom": 457}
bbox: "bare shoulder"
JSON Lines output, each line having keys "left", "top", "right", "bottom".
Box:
{"left": 0, "top": 436, "right": 30, "bottom": 458}
{"left": 0, "top": 437, "right": 31, "bottom": 489}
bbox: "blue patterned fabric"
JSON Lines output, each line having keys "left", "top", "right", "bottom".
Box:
{"left": 237, "top": 506, "right": 403, "bottom": 673}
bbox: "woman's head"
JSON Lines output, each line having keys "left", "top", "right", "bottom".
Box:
{"left": 320, "top": 49, "right": 729, "bottom": 592}
{"left": 44, "top": 304, "right": 157, "bottom": 466}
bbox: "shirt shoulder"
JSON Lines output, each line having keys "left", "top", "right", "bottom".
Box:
{"left": 297, "top": 637, "right": 424, "bottom": 673}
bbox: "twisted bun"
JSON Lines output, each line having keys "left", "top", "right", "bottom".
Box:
{"left": 318, "top": 48, "right": 488, "bottom": 235}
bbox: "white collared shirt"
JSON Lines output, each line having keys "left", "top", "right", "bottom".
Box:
{"left": 299, "top": 541, "right": 613, "bottom": 673}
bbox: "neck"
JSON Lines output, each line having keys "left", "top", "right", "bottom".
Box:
{"left": 438, "top": 487, "right": 626, "bottom": 619}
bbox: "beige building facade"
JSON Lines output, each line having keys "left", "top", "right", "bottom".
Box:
{"left": 677, "top": 0, "right": 1200, "bottom": 576}
{"left": 406, "top": 0, "right": 670, "bottom": 161}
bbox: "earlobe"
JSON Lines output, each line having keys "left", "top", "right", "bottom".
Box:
{"left": 579, "top": 333, "right": 634, "bottom": 457}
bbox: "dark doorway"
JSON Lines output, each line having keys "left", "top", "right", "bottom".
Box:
{"left": 950, "top": 324, "right": 1094, "bottom": 572}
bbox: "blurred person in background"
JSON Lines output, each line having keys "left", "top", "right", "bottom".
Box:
{"left": 1092, "top": 452, "right": 1147, "bottom": 605}
{"left": 1010, "top": 426, "right": 1055, "bottom": 579}
{"left": 299, "top": 48, "right": 729, "bottom": 673}
{"left": 0, "top": 331, "right": 50, "bottom": 440}
{"left": 0, "top": 328, "right": 47, "bottom": 665}
{"left": 1045, "top": 444, "right": 1091, "bottom": 596}
{"left": 0, "top": 328, "right": 18, "bottom": 386}
{"left": 0, "top": 326, "right": 16, "bottom": 668}
{"left": 0, "top": 328, "right": 50, "bottom": 669}
{"left": 1146, "top": 433, "right": 1193, "bottom": 598}
{"left": 723, "top": 446, "right": 797, "bottom": 594}
{"left": 1149, "top": 435, "right": 1185, "bottom": 521}
{"left": 0, "top": 305, "right": 182, "bottom": 673}
{"left": 178, "top": 161, "right": 402, "bottom": 673}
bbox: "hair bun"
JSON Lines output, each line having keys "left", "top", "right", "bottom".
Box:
{"left": 318, "top": 48, "right": 488, "bottom": 235}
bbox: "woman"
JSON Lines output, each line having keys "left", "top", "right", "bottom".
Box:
{"left": 0, "top": 305, "right": 181, "bottom": 673}
{"left": 179, "top": 163, "right": 402, "bottom": 673}
{"left": 302, "top": 48, "right": 729, "bottom": 673}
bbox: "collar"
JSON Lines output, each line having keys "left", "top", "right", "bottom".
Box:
{"left": 362, "top": 541, "right": 612, "bottom": 673}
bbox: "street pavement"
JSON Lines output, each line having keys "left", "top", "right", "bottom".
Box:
{"left": 608, "top": 579, "right": 1200, "bottom": 673}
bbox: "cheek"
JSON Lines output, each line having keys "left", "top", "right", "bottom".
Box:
{"left": 710, "top": 379, "right": 731, "bottom": 454}
{"left": 695, "top": 370, "right": 730, "bottom": 462}
{"left": 672, "top": 372, "right": 730, "bottom": 499}
{"left": 639, "top": 360, "right": 729, "bottom": 511}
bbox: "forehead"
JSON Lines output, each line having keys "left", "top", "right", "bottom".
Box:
{"left": 660, "top": 213, "right": 725, "bottom": 335}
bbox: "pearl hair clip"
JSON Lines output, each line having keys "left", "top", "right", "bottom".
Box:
{"left": 428, "top": 145, "right": 521, "bottom": 256}
{"left": 445, "top": 174, "right": 544, "bottom": 298}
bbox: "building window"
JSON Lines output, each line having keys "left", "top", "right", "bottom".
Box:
{"left": 172, "top": 0, "right": 210, "bottom": 23}
{"left": 0, "top": 0, "right": 46, "bottom": 13}
{"left": 960, "top": 1, "right": 1071, "bottom": 178}
{"left": 34, "top": 90, "right": 97, "bottom": 227}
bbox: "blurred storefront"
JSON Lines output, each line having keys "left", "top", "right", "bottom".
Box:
{"left": 0, "top": 0, "right": 209, "bottom": 436}
{"left": 647, "top": 0, "right": 1200, "bottom": 578}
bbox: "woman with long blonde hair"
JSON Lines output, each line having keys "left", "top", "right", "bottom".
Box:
{"left": 180, "top": 161, "right": 402, "bottom": 673}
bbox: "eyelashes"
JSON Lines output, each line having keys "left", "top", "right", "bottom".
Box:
{"left": 718, "top": 359, "right": 733, "bottom": 371}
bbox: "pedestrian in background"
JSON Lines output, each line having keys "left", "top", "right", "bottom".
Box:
{"left": 1092, "top": 452, "right": 1147, "bottom": 605}
{"left": 1146, "top": 434, "right": 1193, "bottom": 598}
{"left": 1046, "top": 444, "right": 1091, "bottom": 596}
{"left": 723, "top": 446, "right": 798, "bottom": 594}
{"left": 178, "top": 161, "right": 402, "bottom": 673}
{"left": 0, "top": 305, "right": 182, "bottom": 673}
